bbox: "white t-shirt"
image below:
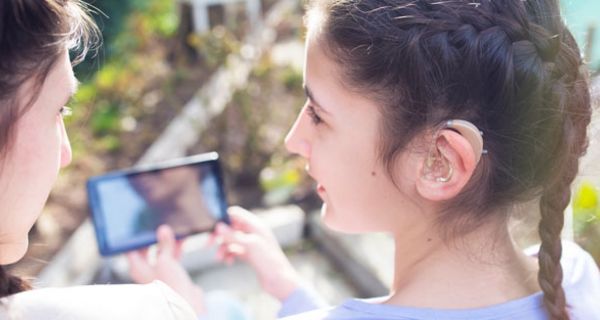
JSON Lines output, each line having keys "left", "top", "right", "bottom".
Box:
{"left": 0, "top": 280, "right": 196, "bottom": 320}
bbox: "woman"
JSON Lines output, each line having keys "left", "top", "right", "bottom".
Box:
{"left": 0, "top": 1, "right": 201, "bottom": 318}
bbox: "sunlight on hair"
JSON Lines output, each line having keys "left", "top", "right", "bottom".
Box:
{"left": 304, "top": 6, "right": 326, "bottom": 38}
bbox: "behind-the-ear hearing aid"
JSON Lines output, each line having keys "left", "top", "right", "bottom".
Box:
{"left": 444, "top": 119, "right": 485, "bottom": 164}
{"left": 422, "top": 119, "right": 486, "bottom": 183}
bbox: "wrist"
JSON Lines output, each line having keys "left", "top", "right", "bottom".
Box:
{"left": 269, "top": 269, "right": 301, "bottom": 301}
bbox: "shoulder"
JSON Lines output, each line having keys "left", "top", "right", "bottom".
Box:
{"left": 526, "top": 241, "right": 600, "bottom": 319}
{"left": 279, "top": 306, "right": 345, "bottom": 320}
{"left": 560, "top": 241, "right": 600, "bottom": 319}
{"left": 0, "top": 281, "right": 196, "bottom": 320}
{"left": 525, "top": 240, "right": 600, "bottom": 288}
{"left": 279, "top": 298, "right": 400, "bottom": 320}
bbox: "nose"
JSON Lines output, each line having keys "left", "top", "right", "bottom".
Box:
{"left": 59, "top": 119, "right": 72, "bottom": 168}
{"left": 285, "top": 107, "right": 311, "bottom": 159}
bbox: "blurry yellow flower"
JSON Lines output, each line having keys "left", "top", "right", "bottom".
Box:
{"left": 573, "top": 182, "right": 598, "bottom": 211}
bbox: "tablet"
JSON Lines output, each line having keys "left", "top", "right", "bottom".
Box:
{"left": 87, "top": 152, "right": 229, "bottom": 256}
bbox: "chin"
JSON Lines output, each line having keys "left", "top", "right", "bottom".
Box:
{"left": 320, "top": 204, "right": 367, "bottom": 234}
{"left": 0, "top": 240, "right": 29, "bottom": 265}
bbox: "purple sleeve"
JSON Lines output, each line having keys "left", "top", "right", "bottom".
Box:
{"left": 277, "top": 287, "right": 328, "bottom": 318}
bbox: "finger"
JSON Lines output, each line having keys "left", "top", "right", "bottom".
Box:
{"left": 219, "top": 228, "right": 253, "bottom": 248}
{"left": 228, "top": 207, "right": 273, "bottom": 238}
{"left": 214, "top": 222, "right": 231, "bottom": 235}
{"left": 138, "top": 247, "right": 150, "bottom": 259}
{"left": 130, "top": 247, "right": 150, "bottom": 260}
{"left": 156, "top": 224, "right": 177, "bottom": 258}
{"left": 214, "top": 223, "right": 239, "bottom": 243}
{"left": 206, "top": 232, "right": 218, "bottom": 247}
{"left": 215, "top": 240, "right": 245, "bottom": 263}
{"left": 126, "top": 251, "right": 154, "bottom": 283}
{"left": 215, "top": 240, "right": 238, "bottom": 259}
{"left": 216, "top": 248, "right": 238, "bottom": 265}
{"left": 226, "top": 242, "right": 247, "bottom": 256}
{"left": 227, "top": 206, "right": 258, "bottom": 232}
{"left": 174, "top": 239, "right": 184, "bottom": 260}
{"left": 215, "top": 246, "right": 224, "bottom": 261}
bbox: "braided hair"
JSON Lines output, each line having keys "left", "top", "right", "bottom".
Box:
{"left": 0, "top": 0, "right": 99, "bottom": 297}
{"left": 308, "top": 0, "right": 591, "bottom": 318}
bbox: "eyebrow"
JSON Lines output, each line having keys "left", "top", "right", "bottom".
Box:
{"left": 304, "top": 85, "right": 331, "bottom": 115}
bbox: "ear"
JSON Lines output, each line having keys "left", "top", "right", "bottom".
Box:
{"left": 416, "top": 129, "right": 478, "bottom": 201}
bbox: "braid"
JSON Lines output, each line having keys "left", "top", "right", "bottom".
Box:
{"left": 538, "top": 187, "right": 568, "bottom": 319}
{"left": 527, "top": 5, "right": 591, "bottom": 319}
{"left": 537, "top": 74, "right": 589, "bottom": 320}
{"left": 0, "top": 266, "right": 30, "bottom": 298}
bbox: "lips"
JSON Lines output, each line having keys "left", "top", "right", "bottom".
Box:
{"left": 306, "top": 166, "right": 326, "bottom": 197}
{"left": 317, "top": 184, "right": 326, "bottom": 194}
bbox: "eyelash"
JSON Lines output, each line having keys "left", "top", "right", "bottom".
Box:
{"left": 306, "top": 105, "right": 323, "bottom": 125}
{"left": 59, "top": 106, "right": 73, "bottom": 117}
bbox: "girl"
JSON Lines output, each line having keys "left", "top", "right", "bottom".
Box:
{"left": 196, "top": 0, "right": 600, "bottom": 319}
{"left": 0, "top": 1, "right": 201, "bottom": 318}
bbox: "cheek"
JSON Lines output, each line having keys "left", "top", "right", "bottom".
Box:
{"left": 320, "top": 139, "right": 416, "bottom": 231}
{"left": 13, "top": 116, "right": 64, "bottom": 197}
{"left": 0, "top": 116, "right": 62, "bottom": 241}
{"left": 19, "top": 122, "right": 61, "bottom": 175}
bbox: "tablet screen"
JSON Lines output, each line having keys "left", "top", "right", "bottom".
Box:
{"left": 87, "top": 155, "right": 228, "bottom": 256}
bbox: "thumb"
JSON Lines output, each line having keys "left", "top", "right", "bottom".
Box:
{"left": 156, "top": 225, "right": 177, "bottom": 258}
{"left": 127, "top": 251, "right": 154, "bottom": 283}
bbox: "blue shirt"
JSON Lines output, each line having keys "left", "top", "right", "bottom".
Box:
{"left": 278, "top": 241, "right": 600, "bottom": 319}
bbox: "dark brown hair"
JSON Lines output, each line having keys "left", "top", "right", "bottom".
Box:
{"left": 308, "top": 0, "right": 591, "bottom": 318}
{"left": 0, "top": 0, "right": 99, "bottom": 297}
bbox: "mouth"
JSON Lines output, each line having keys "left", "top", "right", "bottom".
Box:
{"left": 305, "top": 165, "right": 326, "bottom": 198}
{"left": 315, "top": 184, "right": 328, "bottom": 202}
{"left": 316, "top": 184, "right": 326, "bottom": 194}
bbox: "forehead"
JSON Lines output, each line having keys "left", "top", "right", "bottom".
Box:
{"left": 304, "top": 34, "right": 378, "bottom": 107}
{"left": 17, "top": 51, "right": 76, "bottom": 111}
{"left": 51, "top": 51, "right": 78, "bottom": 93}
{"left": 38, "top": 52, "right": 76, "bottom": 106}
{"left": 304, "top": 35, "right": 340, "bottom": 93}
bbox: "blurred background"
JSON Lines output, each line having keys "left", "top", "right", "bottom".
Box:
{"left": 6, "top": 0, "right": 600, "bottom": 317}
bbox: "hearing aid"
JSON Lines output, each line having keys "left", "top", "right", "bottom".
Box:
{"left": 444, "top": 119, "right": 485, "bottom": 164}
{"left": 422, "top": 119, "right": 486, "bottom": 183}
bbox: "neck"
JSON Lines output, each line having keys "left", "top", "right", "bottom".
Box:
{"left": 386, "top": 218, "right": 540, "bottom": 309}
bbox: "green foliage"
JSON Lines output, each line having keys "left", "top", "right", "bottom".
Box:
{"left": 188, "top": 26, "right": 240, "bottom": 68}
{"left": 280, "top": 65, "right": 303, "bottom": 92}
{"left": 195, "top": 51, "right": 307, "bottom": 206}
{"left": 260, "top": 157, "right": 304, "bottom": 206}
{"left": 90, "top": 102, "right": 122, "bottom": 135}
{"left": 69, "top": 0, "right": 186, "bottom": 160}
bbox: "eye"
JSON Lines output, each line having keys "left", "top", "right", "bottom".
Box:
{"left": 59, "top": 106, "right": 73, "bottom": 117}
{"left": 307, "top": 105, "right": 323, "bottom": 125}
